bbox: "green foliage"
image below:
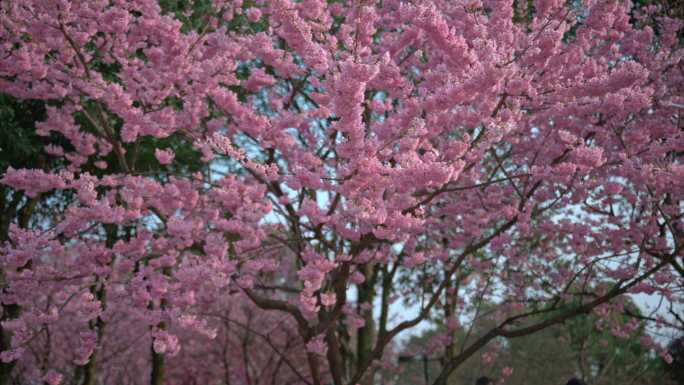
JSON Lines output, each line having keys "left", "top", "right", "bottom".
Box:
{"left": 562, "top": 310, "right": 665, "bottom": 384}
{"left": 159, "top": 0, "right": 268, "bottom": 33}
{"left": 127, "top": 133, "right": 204, "bottom": 175}
{"left": 159, "top": 0, "right": 215, "bottom": 32}
{"left": 392, "top": 300, "right": 670, "bottom": 385}
{"left": 0, "top": 94, "right": 47, "bottom": 172}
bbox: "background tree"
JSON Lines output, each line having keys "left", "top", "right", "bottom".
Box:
{"left": 393, "top": 298, "right": 670, "bottom": 385}
{"left": 0, "top": 94, "right": 58, "bottom": 385}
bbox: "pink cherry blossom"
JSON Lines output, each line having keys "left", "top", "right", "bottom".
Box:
{"left": 0, "top": 1, "right": 681, "bottom": 385}
{"left": 154, "top": 148, "right": 175, "bottom": 165}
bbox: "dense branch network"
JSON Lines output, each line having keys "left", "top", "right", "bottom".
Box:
{"left": 0, "top": 1, "right": 682, "bottom": 385}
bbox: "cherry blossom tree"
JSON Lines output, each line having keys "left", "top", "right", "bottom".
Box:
{"left": 0, "top": 1, "right": 682, "bottom": 385}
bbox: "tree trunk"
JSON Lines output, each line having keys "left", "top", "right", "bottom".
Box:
{"left": 80, "top": 285, "right": 106, "bottom": 385}
{"left": 150, "top": 343, "right": 165, "bottom": 385}
{"left": 0, "top": 303, "right": 20, "bottom": 385}
{"left": 0, "top": 193, "right": 37, "bottom": 385}
{"left": 356, "top": 264, "right": 377, "bottom": 385}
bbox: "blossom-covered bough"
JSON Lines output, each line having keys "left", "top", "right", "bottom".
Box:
{"left": 0, "top": 1, "right": 682, "bottom": 384}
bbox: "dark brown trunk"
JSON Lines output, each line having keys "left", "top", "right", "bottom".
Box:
{"left": 356, "top": 264, "right": 377, "bottom": 385}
